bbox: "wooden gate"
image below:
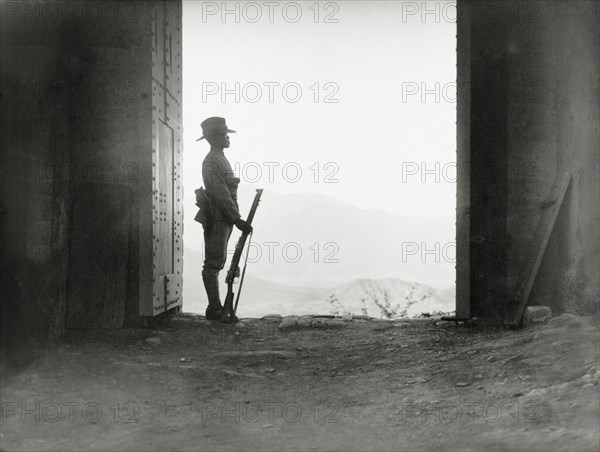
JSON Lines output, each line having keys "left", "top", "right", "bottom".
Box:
{"left": 140, "top": 0, "right": 183, "bottom": 316}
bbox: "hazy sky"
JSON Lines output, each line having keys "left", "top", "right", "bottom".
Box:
{"left": 182, "top": 0, "right": 456, "bottom": 218}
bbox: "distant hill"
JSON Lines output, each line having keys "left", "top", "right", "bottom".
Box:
{"left": 184, "top": 244, "right": 454, "bottom": 318}
{"left": 184, "top": 187, "right": 455, "bottom": 289}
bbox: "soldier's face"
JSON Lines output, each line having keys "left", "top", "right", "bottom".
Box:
{"left": 212, "top": 133, "right": 230, "bottom": 148}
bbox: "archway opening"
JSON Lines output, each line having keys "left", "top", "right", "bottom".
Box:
{"left": 182, "top": 0, "right": 458, "bottom": 319}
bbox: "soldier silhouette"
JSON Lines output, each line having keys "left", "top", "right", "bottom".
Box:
{"left": 196, "top": 117, "right": 252, "bottom": 321}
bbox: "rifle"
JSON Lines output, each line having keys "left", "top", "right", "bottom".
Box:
{"left": 220, "top": 189, "right": 264, "bottom": 323}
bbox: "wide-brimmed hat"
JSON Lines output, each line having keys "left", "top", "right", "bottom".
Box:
{"left": 196, "top": 117, "right": 236, "bottom": 141}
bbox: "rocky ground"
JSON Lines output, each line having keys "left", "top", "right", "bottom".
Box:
{"left": 1, "top": 312, "right": 599, "bottom": 451}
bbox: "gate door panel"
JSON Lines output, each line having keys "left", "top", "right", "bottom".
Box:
{"left": 140, "top": 0, "right": 183, "bottom": 316}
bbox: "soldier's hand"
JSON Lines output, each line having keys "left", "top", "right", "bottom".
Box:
{"left": 234, "top": 218, "right": 253, "bottom": 234}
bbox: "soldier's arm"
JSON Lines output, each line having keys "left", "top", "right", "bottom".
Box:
{"left": 203, "top": 161, "right": 241, "bottom": 223}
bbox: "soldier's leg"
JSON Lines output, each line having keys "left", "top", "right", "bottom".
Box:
{"left": 202, "top": 221, "right": 234, "bottom": 316}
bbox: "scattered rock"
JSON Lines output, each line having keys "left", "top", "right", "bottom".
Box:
{"left": 374, "top": 359, "right": 394, "bottom": 366}
{"left": 216, "top": 350, "right": 295, "bottom": 358}
{"left": 327, "top": 319, "right": 347, "bottom": 328}
{"left": 580, "top": 374, "right": 597, "bottom": 385}
{"left": 466, "top": 317, "right": 479, "bottom": 326}
{"left": 262, "top": 314, "right": 283, "bottom": 320}
{"left": 545, "top": 313, "right": 591, "bottom": 329}
{"left": 263, "top": 367, "right": 276, "bottom": 373}
{"left": 221, "top": 369, "right": 267, "bottom": 379}
{"left": 373, "top": 323, "right": 395, "bottom": 331}
{"left": 499, "top": 354, "right": 523, "bottom": 364}
{"left": 525, "top": 388, "right": 545, "bottom": 397}
{"left": 311, "top": 319, "right": 346, "bottom": 329}
{"left": 297, "top": 318, "right": 311, "bottom": 327}
{"left": 278, "top": 319, "right": 298, "bottom": 330}
{"left": 342, "top": 313, "right": 353, "bottom": 321}
{"left": 145, "top": 336, "right": 161, "bottom": 345}
{"left": 455, "top": 381, "right": 469, "bottom": 387}
{"left": 523, "top": 306, "right": 552, "bottom": 326}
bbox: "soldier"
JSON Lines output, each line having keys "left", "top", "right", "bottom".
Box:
{"left": 197, "top": 117, "right": 253, "bottom": 321}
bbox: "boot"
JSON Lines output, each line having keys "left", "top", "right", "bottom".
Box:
{"left": 205, "top": 305, "right": 222, "bottom": 321}
{"left": 202, "top": 273, "right": 222, "bottom": 321}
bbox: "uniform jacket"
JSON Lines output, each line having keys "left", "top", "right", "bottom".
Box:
{"left": 202, "top": 149, "right": 241, "bottom": 223}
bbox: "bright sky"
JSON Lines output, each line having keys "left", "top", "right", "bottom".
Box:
{"left": 182, "top": 0, "right": 457, "bottom": 218}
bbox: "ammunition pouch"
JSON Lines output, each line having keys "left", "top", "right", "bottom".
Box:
{"left": 194, "top": 187, "right": 215, "bottom": 232}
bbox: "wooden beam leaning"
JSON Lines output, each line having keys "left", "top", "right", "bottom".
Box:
{"left": 505, "top": 172, "right": 572, "bottom": 327}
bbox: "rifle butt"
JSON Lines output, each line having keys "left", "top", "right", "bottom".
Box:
{"left": 221, "top": 291, "right": 235, "bottom": 323}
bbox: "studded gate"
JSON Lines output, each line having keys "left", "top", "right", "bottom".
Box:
{"left": 140, "top": 1, "right": 183, "bottom": 316}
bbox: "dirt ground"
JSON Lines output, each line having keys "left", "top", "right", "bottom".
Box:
{"left": 1, "top": 312, "right": 599, "bottom": 452}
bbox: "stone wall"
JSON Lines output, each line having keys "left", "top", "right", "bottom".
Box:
{"left": 457, "top": 0, "right": 600, "bottom": 321}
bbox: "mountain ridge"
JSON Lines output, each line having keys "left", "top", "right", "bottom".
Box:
{"left": 184, "top": 188, "right": 456, "bottom": 288}
{"left": 184, "top": 247, "right": 454, "bottom": 318}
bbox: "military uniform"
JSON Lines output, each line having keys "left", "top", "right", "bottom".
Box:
{"left": 201, "top": 148, "right": 242, "bottom": 312}
{"left": 196, "top": 117, "right": 245, "bottom": 319}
